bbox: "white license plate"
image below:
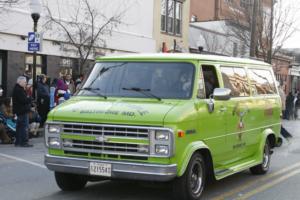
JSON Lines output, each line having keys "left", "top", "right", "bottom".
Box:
{"left": 89, "top": 162, "right": 112, "bottom": 177}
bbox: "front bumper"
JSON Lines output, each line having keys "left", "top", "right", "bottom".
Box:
{"left": 45, "top": 154, "right": 177, "bottom": 182}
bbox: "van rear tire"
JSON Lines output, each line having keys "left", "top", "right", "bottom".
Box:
{"left": 250, "top": 141, "right": 271, "bottom": 175}
{"left": 55, "top": 172, "right": 87, "bottom": 191}
{"left": 172, "top": 153, "right": 206, "bottom": 200}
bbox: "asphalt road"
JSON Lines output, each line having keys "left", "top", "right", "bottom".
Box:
{"left": 0, "top": 120, "right": 299, "bottom": 200}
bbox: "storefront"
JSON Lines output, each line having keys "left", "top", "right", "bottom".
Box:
{"left": 289, "top": 66, "right": 300, "bottom": 94}
{"left": 0, "top": 50, "right": 82, "bottom": 97}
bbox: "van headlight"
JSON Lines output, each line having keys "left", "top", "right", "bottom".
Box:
{"left": 45, "top": 124, "right": 62, "bottom": 149}
{"left": 48, "top": 137, "right": 61, "bottom": 149}
{"left": 48, "top": 125, "right": 61, "bottom": 134}
{"left": 155, "top": 131, "right": 169, "bottom": 141}
{"left": 149, "top": 129, "right": 173, "bottom": 157}
{"left": 155, "top": 145, "right": 169, "bottom": 155}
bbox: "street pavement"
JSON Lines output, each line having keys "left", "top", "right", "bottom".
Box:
{"left": 0, "top": 120, "right": 299, "bottom": 200}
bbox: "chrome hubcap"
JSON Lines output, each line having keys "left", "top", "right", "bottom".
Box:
{"left": 262, "top": 144, "right": 270, "bottom": 169}
{"left": 190, "top": 163, "right": 203, "bottom": 195}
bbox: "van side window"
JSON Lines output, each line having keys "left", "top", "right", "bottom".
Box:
{"left": 221, "top": 66, "right": 250, "bottom": 97}
{"left": 248, "top": 69, "right": 276, "bottom": 95}
{"left": 197, "top": 69, "right": 206, "bottom": 99}
{"left": 202, "top": 65, "right": 219, "bottom": 98}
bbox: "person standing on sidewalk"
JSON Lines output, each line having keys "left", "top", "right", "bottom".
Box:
{"left": 37, "top": 74, "right": 50, "bottom": 127}
{"left": 286, "top": 92, "right": 294, "bottom": 120}
{"left": 12, "top": 76, "right": 33, "bottom": 147}
{"left": 278, "top": 83, "right": 286, "bottom": 119}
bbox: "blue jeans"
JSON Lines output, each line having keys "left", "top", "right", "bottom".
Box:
{"left": 15, "top": 114, "right": 29, "bottom": 145}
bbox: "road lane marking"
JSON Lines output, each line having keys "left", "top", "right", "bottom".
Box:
{"left": 235, "top": 169, "right": 300, "bottom": 200}
{"left": 0, "top": 153, "right": 46, "bottom": 169}
{"left": 211, "top": 161, "right": 300, "bottom": 200}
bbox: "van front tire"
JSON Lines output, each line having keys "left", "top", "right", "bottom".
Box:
{"left": 55, "top": 172, "right": 87, "bottom": 191}
{"left": 250, "top": 141, "right": 271, "bottom": 175}
{"left": 173, "top": 153, "right": 206, "bottom": 200}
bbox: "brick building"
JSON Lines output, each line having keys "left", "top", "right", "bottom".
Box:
{"left": 190, "top": 0, "right": 272, "bottom": 22}
{"left": 189, "top": 0, "right": 293, "bottom": 94}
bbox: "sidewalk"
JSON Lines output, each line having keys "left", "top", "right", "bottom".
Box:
{"left": 282, "top": 119, "right": 300, "bottom": 138}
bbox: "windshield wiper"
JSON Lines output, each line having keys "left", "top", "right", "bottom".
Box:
{"left": 122, "top": 87, "right": 161, "bottom": 101}
{"left": 88, "top": 62, "right": 128, "bottom": 87}
{"left": 80, "top": 87, "right": 107, "bottom": 99}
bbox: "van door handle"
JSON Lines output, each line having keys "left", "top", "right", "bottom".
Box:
{"left": 219, "top": 107, "right": 227, "bottom": 112}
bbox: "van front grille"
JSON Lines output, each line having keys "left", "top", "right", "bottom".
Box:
{"left": 63, "top": 124, "right": 149, "bottom": 138}
{"left": 61, "top": 123, "right": 150, "bottom": 157}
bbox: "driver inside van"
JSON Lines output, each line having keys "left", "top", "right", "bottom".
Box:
{"left": 204, "top": 75, "right": 216, "bottom": 98}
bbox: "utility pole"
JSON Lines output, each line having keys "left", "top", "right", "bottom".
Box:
{"left": 250, "top": 0, "right": 259, "bottom": 57}
{"left": 267, "top": 0, "right": 274, "bottom": 64}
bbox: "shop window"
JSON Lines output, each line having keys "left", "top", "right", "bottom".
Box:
{"left": 60, "top": 58, "right": 73, "bottom": 76}
{"left": 25, "top": 54, "right": 43, "bottom": 76}
{"left": 161, "top": 0, "right": 183, "bottom": 35}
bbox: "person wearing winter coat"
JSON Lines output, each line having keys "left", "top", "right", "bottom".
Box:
{"left": 286, "top": 92, "right": 294, "bottom": 120}
{"left": 278, "top": 84, "right": 286, "bottom": 119}
{"left": 55, "top": 78, "right": 68, "bottom": 105}
{"left": 37, "top": 74, "right": 50, "bottom": 126}
{"left": 12, "top": 76, "right": 32, "bottom": 147}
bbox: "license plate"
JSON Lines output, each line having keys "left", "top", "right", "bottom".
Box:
{"left": 89, "top": 162, "right": 112, "bottom": 177}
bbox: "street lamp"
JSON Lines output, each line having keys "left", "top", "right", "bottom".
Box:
{"left": 29, "top": 0, "right": 42, "bottom": 99}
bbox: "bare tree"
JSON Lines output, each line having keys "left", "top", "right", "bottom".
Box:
{"left": 0, "top": 0, "right": 25, "bottom": 10}
{"left": 200, "top": 30, "right": 232, "bottom": 55}
{"left": 0, "top": 0, "right": 19, "bottom": 6}
{"left": 44, "top": 0, "right": 129, "bottom": 74}
{"left": 224, "top": 0, "right": 298, "bottom": 62}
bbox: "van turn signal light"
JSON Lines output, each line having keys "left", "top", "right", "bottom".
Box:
{"left": 178, "top": 130, "right": 185, "bottom": 138}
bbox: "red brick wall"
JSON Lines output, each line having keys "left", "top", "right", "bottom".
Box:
{"left": 190, "top": 0, "right": 216, "bottom": 21}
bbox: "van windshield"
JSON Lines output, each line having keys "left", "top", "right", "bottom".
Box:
{"left": 78, "top": 62, "right": 195, "bottom": 99}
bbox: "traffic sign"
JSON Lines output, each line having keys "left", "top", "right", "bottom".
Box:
{"left": 28, "top": 32, "right": 41, "bottom": 52}
{"left": 28, "top": 43, "right": 40, "bottom": 51}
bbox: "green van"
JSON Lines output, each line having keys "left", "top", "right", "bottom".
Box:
{"left": 45, "top": 54, "right": 282, "bottom": 200}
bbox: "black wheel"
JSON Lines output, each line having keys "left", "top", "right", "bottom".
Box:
{"left": 172, "top": 153, "right": 206, "bottom": 200}
{"left": 55, "top": 172, "right": 87, "bottom": 191}
{"left": 250, "top": 140, "right": 271, "bottom": 175}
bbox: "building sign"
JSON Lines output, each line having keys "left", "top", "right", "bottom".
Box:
{"left": 28, "top": 32, "right": 41, "bottom": 52}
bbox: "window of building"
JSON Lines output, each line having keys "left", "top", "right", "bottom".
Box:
{"left": 248, "top": 69, "right": 276, "bottom": 95}
{"left": 25, "top": 54, "right": 43, "bottom": 77}
{"left": 175, "top": 2, "right": 182, "bottom": 34}
{"left": 240, "top": 0, "right": 251, "bottom": 8}
{"left": 60, "top": 58, "right": 73, "bottom": 76}
{"left": 161, "top": 0, "right": 183, "bottom": 35}
{"left": 221, "top": 66, "right": 250, "bottom": 97}
{"left": 161, "top": 0, "right": 167, "bottom": 32}
{"left": 167, "top": 0, "right": 174, "bottom": 33}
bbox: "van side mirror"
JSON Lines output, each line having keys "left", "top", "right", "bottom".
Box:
{"left": 213, "top": 88, "right": 231, "bottom": 101}
{"left": 206, "top": 88, "right": 231, "bottom": 113}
